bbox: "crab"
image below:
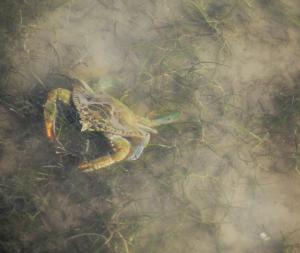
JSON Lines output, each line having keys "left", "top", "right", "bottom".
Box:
{"left": 44, "top": 79, "right": 179, "bottom": 172}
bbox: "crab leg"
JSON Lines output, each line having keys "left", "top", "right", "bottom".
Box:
{"left": 127, "top": 133, "right": 150, "bottom": 161}
{"left": 79, "top": 135, "right": 131, "bottom": 172}
{"left": 151, "top": 111, "right": 180, "bottom": 126}
{"left": 44, "top": 88, "right": 72, "bottom": 141}
{"left": 138, "top": 111, "right": 180, "bottom": 128}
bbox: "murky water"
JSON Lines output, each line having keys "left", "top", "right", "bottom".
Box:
{"left": 1, "top": 0, "right": 300, "bottom": 252}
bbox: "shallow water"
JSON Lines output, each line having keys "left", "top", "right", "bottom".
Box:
{"left": 1, "top": 0, "right": 300, "bottom": 252}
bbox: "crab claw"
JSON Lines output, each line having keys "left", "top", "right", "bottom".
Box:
{"left": 45, "top": 120, "right": 55, "bottom": 141}
{"left": 79, "top": 136, "right": 130, "bottom": 171}
{"left": 44, "top": 99, "right": 57, "bottom": 141}
{"left": 44, "top": 88, "right": 72, "bottom": 142}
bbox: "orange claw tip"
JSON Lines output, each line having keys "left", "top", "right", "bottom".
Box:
{"left": 79, "top": 163, "right": 94, "bottom": 172}
{"left": 45, "top": 121, "right": 55, "bottom": 141}
{"left": 79, "top": 162, "right": 89, "bottom": 169}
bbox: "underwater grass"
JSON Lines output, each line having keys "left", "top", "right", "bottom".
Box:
{"left": 118, "top": 1, "right": 300, "bottom": 248}
{"left": 120, "top": 3, "right": 251, "bottom": 250}
{"left": 257, "top": 0, "right": 300, "bottom": 29}
{"left": 2, "top": 0, "right": 299, "bottom": 252}
{"left": 1, "top": 69, "right": 113, "bottom": 253}
{"left": 262, "top": 84, "right": 300, "bottom": 172}
{"left": 1, "top": 173, "right": 37, "bottom": 253}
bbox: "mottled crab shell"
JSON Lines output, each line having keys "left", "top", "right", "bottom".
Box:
{"left": 72, "top": 85, "right": 151, "bottom": 138}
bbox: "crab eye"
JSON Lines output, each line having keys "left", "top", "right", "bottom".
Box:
{"left": 85, "top": 95, "right": 93, "bottom": 101}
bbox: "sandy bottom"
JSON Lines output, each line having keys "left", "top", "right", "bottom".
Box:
{"left": 1, "top": 0, "right": 300, "bottom": 252}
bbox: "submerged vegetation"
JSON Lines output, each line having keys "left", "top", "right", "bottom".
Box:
{"left": 1, "top": 0, "right": 300, "bottom": 253}
{"left": 263, "top": 82, "right": 300, "bottom": 173}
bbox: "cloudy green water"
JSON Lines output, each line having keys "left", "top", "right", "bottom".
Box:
{"left": 1, "top": 0, "right": 300, "bottom": 252}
